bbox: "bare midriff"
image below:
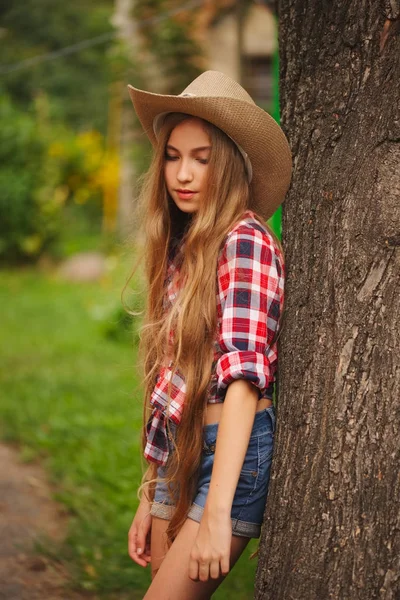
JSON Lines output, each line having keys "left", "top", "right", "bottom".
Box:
{"left": 204, "top": 396, "right": 273, "bottom": 426}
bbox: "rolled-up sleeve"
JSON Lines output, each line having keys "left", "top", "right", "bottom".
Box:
{"left": 215, "top": 225, "right": 284, "bottom": 399}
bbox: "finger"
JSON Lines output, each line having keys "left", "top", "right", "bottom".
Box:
{"left": 140, "top": 539, "right": 152, "bottom": 562}
{"left": 128, "top": 528, "right": 138, "bottom": 559}
{"left": 209, "top": 559, "right": 220, "bottom": 580}
{"left": 220, "top": 555, "right": 230, "bottom": 576}
{"left": 131, "top": 552, "right": 149, "bottom": 567}
{"left": 130, "top": 544, "right": 149, "bottom": 568}
{"left": 143, "top": 534, "right": 152, "bottom": 561}
{"left": 136, "top": 528, "right": 147, "bottom": 558}
{"left": 128, "top": 529, "right": 148, "bottom": 567}
{"left": 198, "top": 560, "right": 210, "bottom": 582}
{"left": 189, "top": 557, "right": 199, "bottom": 581}
{"left": 142, "top": 552, "right": 152, "bottom": 563}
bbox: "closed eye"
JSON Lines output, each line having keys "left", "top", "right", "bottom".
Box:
{"left": 165, "top": 154, "right": 208, "bottom": 164}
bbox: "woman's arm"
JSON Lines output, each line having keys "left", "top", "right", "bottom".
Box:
{"left": 188, "top": 378, "right": 259, "bottom": 582}
{"left": 128, "top": 494, "right": 152, "bottom": 567}
{"left": 188, "top": 223, "right": 284, "bottom": 581}
{"left": 128, "top": 463, "right": 157, "bottom": 567}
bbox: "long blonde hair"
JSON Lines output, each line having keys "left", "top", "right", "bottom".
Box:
{"left": 127, "top": 112, "right": 284, "bottom": 546}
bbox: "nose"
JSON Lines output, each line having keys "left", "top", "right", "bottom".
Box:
{"left": 176, "top": 158, "right": 193, "bottom": 183}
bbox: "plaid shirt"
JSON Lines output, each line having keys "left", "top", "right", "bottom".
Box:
{"left": 144, "top": 209, "right": 285, "bottom": 465}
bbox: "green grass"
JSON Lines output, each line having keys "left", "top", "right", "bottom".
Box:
{"left": 0, "top": 251, "right": 259, "bottom": 598}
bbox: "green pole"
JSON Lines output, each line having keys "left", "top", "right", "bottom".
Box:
{"left": 267, "top": 15, "right": 282, "bottom": 241}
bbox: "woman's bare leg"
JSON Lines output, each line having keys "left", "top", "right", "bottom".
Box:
{"left": 145, "top": 517, "right": 250, "bottom": 599}
{"left": 150, "top": 516, "right": 171, "bottom": 579}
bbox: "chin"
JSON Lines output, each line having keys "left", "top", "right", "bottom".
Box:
{"left": 175, "top": 203, "right": 199, "bottom": 214}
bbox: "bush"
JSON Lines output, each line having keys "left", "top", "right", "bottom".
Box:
{"left": 0, "top": 89, "right": 119, "bottom": 264}
{"left": 0, "top": 93, "right": 63, "bottom": 262}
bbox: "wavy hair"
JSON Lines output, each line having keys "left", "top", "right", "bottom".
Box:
{"left": 124, "top": 112, "right": 285, "bottom": 546}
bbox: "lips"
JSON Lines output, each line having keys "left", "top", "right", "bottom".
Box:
{"left": 176, "top": 189, "right": 197, "bottom": 200}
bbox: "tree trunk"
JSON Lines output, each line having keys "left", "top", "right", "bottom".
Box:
{"left": 112, "top": 0, "right": 140, "bottom": 240}
{"left": 255, "top": 2, "right": 400, "bottom": 599}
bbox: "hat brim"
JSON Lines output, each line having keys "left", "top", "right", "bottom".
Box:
{"left": 127, "top": 84, "right": 292, "bottom": 221}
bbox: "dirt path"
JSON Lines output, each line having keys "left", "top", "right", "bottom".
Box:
{"left": 0, "top": 443, "right": 96, "bottom": 600}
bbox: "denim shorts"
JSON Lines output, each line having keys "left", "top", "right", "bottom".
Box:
{"left": 150, "top": 406, "right": 276, "bottom": 538}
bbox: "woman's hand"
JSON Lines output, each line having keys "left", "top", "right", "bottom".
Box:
{"left": 128, "top": 496, "right": 152, "bottom": 567}
{"left": 188, "top": 508, "right": 232, "bottom": 581}
{"left": 188, "top": 381, "right": 258, "bottom": 582}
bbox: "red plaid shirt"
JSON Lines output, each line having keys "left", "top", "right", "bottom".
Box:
{"left": 144, "top": 209, "right": 285, "bottom": 465}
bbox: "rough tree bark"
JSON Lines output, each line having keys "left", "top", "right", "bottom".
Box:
{"left": 255, "top": 2, "right": 400, "bottom": 599}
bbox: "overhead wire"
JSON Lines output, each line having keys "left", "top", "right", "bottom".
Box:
{"left": 0, "top": 0, "right": 203, "bottom": 75}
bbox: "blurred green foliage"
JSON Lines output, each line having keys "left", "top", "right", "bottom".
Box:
{"left": 0, "top": 91, "right": 118, "bottom": 263}
{"left": 0, "top": 94, "right": 62, "bottom": 262}
{"left": 91, "top": 299, "right": 142, "bottom": 345}
{"left": 0, "top": 0, "right": 117, "bottom": 132}
{"left": 0, "top": 0, "right": 206, "bottom": 265}
{"left": 0, "top": 0, "right": 123, "bottom": 263}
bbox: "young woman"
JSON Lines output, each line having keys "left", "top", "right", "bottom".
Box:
{"left": 125, "top": 71, "right": 292, "bottom": 599}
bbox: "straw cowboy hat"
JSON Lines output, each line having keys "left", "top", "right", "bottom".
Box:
{"left": 127, "top": 70, "right": 292, "bottom": 221}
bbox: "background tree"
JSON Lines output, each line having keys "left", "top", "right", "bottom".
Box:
{"left": 0, "top": 0, "right": 121, "bottom": 261}
{"left": 0, "top": 0, "right": 116, "bottom": 131}
{"left": 255, "top": 1, "right": 400, "bottom": 598}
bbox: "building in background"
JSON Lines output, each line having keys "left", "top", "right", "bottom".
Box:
{"left": 197, "top": 1, "right": 276, "bottom": 110}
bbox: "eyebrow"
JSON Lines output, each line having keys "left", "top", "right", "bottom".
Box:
{"left": 166, "top": 144, "right": 211, "bottom": 152}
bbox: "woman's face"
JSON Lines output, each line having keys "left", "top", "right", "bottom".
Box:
{"left": 164, "top": 117, "right": 211, "bottom": 214}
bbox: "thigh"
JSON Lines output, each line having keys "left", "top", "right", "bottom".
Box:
{"left": 150, "top": 516, "right": 170, "bottom": 579}
{"left": 145, "top": 518, "right": 250, "bottom": 600}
